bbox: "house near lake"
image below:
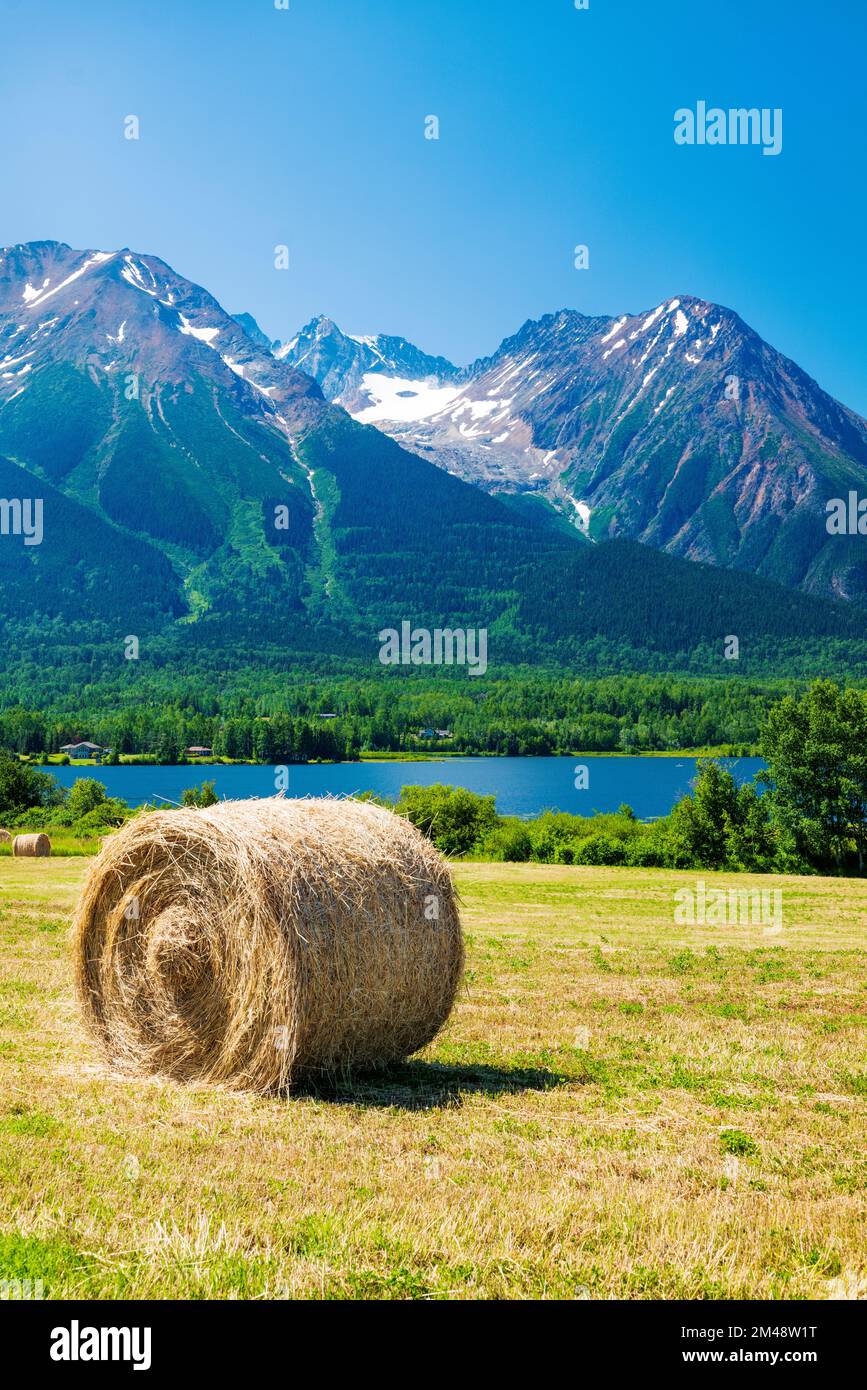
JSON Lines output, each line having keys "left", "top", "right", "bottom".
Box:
{"left": 60, "top": 741, "right": 110, "bottom": 762}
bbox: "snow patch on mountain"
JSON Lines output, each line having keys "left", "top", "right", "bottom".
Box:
{"left": 121, "top": 257, "right": 158, "bottom": 298}
{"left": 178, "top": 314, "right": 220, "bottom": 346}
{"left": 654, "top": 386, "right": 677, "bottom": 415}
{"left": 23, "top": 252, "right": 114, "bottom": 309}
{"left": 353, "top": 373, "right": 462, "bottom": 423}
{"left": 641, "top": 304, "right": 665, "bottom": 332}
{"left": 600, "top": 316, "right": 627, "bottom": 344}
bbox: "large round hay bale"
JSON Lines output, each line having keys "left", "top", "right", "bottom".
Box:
{"left": 72, "top": 798, "right": 463, "bottom": 1092}
{"left": 13, "top": 833, "right": 51, "bottom": 856}
{"left": 0, "top": 828, "right": 11, "bottom": 843}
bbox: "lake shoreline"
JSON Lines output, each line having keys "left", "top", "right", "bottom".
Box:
{"left": 40, "top": 754, "right": 766, "bottom": 821}
{"left": 39, "top": 744, "right": 757, "bottom": 770}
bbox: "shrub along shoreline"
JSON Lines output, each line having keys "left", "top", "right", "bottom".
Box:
{"left": 387, "top": 681, "right": 867, "bottom": 875}
{"left": 1, "top": 682, "right": 865, "bottom": 877}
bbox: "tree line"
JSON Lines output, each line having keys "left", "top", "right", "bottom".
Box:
{"left": 0, "top": 672, "right": 801, "bottom": 760}
{"left": 3, "top": 682, "right": 867, "bottom": 877}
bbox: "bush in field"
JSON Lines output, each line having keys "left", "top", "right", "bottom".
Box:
{"left": 478, "top": 820, "right": 533, "bottom": 862}
{"left": 624, "top": 825, "right": 669, "bottom": 867}
{"left": 572, "top": 833, "right": 628, "bottom": 866}
{"left": 396, "top": 783, "right": 498, "bottom": 857}
{"left": 527, "top": 811, "right": 584, "bottom": 863}
{"left": 61, "top": 779, "right": 128, "bottom": 829}
{"left": 74, "top": 801, "right": 129, "bottom": 830}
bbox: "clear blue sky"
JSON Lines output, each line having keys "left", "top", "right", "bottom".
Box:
{"left": 3, "top": 0, "right": 866, "bottom": 411}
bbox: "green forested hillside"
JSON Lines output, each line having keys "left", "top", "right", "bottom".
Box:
{"left": 3, "top": 342, "right": 867, "bottom": 721}
{"left": 0, "top": 454, "right": 183, "bottom": 631}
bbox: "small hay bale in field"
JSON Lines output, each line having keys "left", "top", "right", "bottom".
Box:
{"left": 72, "top": 797, "right": 464, "bottom": 1093}
{"left": 13, "top": 833, "right": 51, "bottom": 856}
{"left": 0, "top": 828, "right": 11, "bottom": 842}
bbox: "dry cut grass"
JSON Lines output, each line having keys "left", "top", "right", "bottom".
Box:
{"left": 0, "top": 856, "right": 864, "bottom": 1300}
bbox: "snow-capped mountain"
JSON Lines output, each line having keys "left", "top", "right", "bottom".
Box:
{"left": 0, "top": 240, "right": 634, "bottom": 652}
{"left": 0, "top": 240, "right": 328, "bottom": 631}
{"left": 0, "top": 240, "right": 863, "bottom": 669}
{"left": 0, "top": 241, "right": 321, "bottom": 427}
{"left": 283, "top": 299, "right": 867, "bottom": 601}
{"left": 276, "top": 315, "right": 463, "bottom": 417}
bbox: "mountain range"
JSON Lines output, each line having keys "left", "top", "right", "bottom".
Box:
{"left": 275, "top": 305, "right": 867, "bottom": 604}
{"left": 1, "top": 239, "right": 865, "bottom": 680}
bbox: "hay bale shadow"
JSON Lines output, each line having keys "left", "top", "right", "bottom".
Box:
{"left": 294, "top": 1060, "right": 567, "bottom": 1111}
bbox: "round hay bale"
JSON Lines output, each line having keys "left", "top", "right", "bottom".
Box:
{"left": 72, "top": 797, "right": 463, "bottom": 1092}
{"left": 13, "top": 833, "right": 51, "bottom": 857}
{"left": 0, "top": 828, "right": 11, "bottom": 843}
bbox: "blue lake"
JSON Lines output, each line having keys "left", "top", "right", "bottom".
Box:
{"left": 47, "top": 756, "right": 766, "bottom": 820}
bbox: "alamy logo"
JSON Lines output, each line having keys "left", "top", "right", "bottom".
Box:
{"left": 674, "top": 102, "right": 782, "bottom": 156}
{"left": 826, "top": 492, "right": 867, "bottom": 535}
{"left": 378, "top": 622, "right": 488, "bottom": 676}
{"left": 50, "top": 1320, "right": 152, "bottom": 1371}
{"left": 674, "top": 879, "right": 782, "bottom": 932}
{"left": 0, "top": 497, "right": 42, "bottom": 546}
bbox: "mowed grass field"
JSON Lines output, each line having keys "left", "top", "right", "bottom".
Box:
{"left": 0, "top": 856, "right": 864, "bottom": 1300}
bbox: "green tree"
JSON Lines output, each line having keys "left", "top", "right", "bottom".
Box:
{"left": 665, "top": 760, "right": 734, "bottom": 868}
{"left": 665, "top": 759, "right": 775, "bottom": 871}
{"left": 66, "top": 778, "right": 108, "bottom": 819}
{"left": 761, "top": 680, "right": 867, "bottom": 872}
{"left": 155, "top": 725, "right": 184, "bottom": 764}
{"left": 181, "top": 780, "right": 219, "bottom": 808}
{"left": 396, "top": 784, "right": 498, "bottom": 857}
{"left": 64, "top": 778, "right": 128, "bottom": 828}
{"left": 0, "top": 751, "right": 60, "bottom": 817}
